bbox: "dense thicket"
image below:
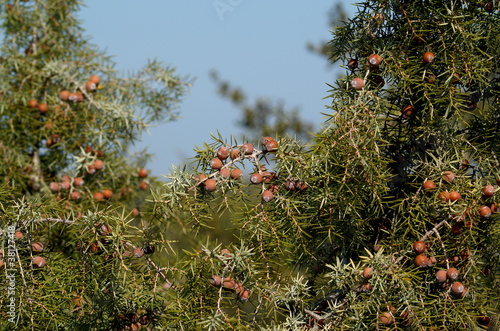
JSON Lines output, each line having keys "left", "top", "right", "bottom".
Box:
{"left": 0, "top": 1, "right": 499, "bottom": 330}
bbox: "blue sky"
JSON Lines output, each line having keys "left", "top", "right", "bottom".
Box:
{"left": 78, "top": 1, "right": 355, "bottom": 176}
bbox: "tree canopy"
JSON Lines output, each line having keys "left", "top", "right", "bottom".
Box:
{"left": 0, "top": 1, "right": 499, "bottom": 330}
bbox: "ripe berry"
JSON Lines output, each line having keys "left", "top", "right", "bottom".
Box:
{"left": 458, "top": 286, "right": 468, "bottom": 298}
{"left": 209, "top": 157, "right": 223, "bottom": 170}
{"left": 217, "top": 146, "right": 230, "bottom": 160}
{"left": 49, "top": 182, "right": 60, "bottom": 192}
{"left": 482, "top": 185, "right": 495, "bottom": 197}
{"left": 435, "top": 269, "right": 447, "bottom": 282}
{"left": 32, "top": 256, "right": 46, "bottom": 268}
{"left": 413, "top": 241, "right": 426, "bottom": 254}
{"left": 139, "top": 180, "right": 149, "bottom": 190}
{"left": 102, "top": 189, "right": 113, "bottom": 199}
{"left": 89, "top": 75, "right": 100, "bottom": 85}
{"left": 427, "top": 72, "right": 438, "bottom": 83}
{"left": 129, "top": 322, "right": 141, "bottom": 331}
{"left": 195, "top": 173, "right": 207, "bottom": 183}
{"left": 423, "top": 52, "right": 435, "bottom": 64}
{"left": 427, "top": 256, "right": 437, "bottom": 267}
{"left": 350, "top": 77, "right": 365, "bottom": 90}
{"left": 86, "top": 164, "right": 96, "bottom": 175}
{"left": 133, "top": 247, "right": 145, "bottom": 258}
{"left": 423, "top": 180, "right": 436, "bottom": 191}
{"left": 262, "top": 171, "right": 275, "bottom": 183}
{"left": 230, "top": 149, "right": 241, "bottom": 160}
{"left": 265, "top": 140, "right": 279, "bottom": 152}
{"left": 285, "top": 180, "right": 297, "bottom": 191}
{"left": 222, "top": 277, "right": 236, "bottom": 289}
{"left": 442, "top": 171, "right": 455, "bottom": 182}
{"left": 75, "top": 92, "right": 84, "bottom": 102}
{"left": 438, "top": 191, "right": 450, "bottom": 202}
{"left": 59, "top": 90, "right": 70, "bottom": 101}
{"left": 479, "top": 205, "right": 492, "bottom": 218}
{"left": 136, "top": 168, "right": 148, "bottom": 178}
{"left": 69, "top": 191, "right": 81, "bottom": 200}
{"left": 447, "top": 267, "right": 459, "bottom": 280}
{"left": 31, "top": 242, "right": 44, "bottom": 253}
{"left": 296, "top": 181, "right": 309, "bottom": 191}
{"left": 68, "top": 92, "right": 79, "bottom": 102}
{"left": 60, "top": 180, "right": 70, "bottom": 190}
{"left": 98, "top": 224, "right": 112, "bottom": 236}
{"left": 451, "top": 281, "right": 465, "bottom": 295}
{"left": 28, "top": 99, "right": 38, "bottom": 108}
{"left": 93, "top": 159, "right": 104, "bottom": 170}
{"left": 250, "top": 173, "right": 263, "bottom": 184}
{"left": 37, "top": 103, "right": 49, "bottom": 114}
{"left": 14, "top": 231, "right": 23, "bottom": 239}
{"left": 262, "top": 136, "right": 275, "bottom": 146}
{"left": 414, "top": 254, "right": 428, "bottom": 267}
{"left": 85, "top": 81, "right": 96, "bottom": 92}
{"left": 261, "top": 190, "right": 274, "bottom": 202}
{"left": 496, "top": 177, "right": 500, "bottom": 186}
{"left": 378, "top": 312, "right": 393, "bottom": 325}
{"left": 220, "top": 248, "right": 232, "bottom": 258}
{"left": 368, "top": 53, "right": 382, "bottom": 66}
{"left": 236, "top": 286, "right": 251, "bottom": 302}
{"left": 93, "top": 192, "right": 104, "bottom": 201}
{"left": 347, "top": 58, "right": 358, "bottom": 69}
{"left": 73, "top": 177, "right": 84, "bottom": 186}
{"left": 402, "top": 105, "right": 414, "bottom": 117}
{"left": 449, "top": 191, "right": 461, "bottom": 202}
{"left": 242, "top": 143, "right": 254, "bottom": 155}
{"left": 362, "top": 267, "right": 373, "bottom": 279}
{"left": 230, "top": 168, "right": 243, "bottom": 179}
{"left": 219, "top": 168, "right": 230, "bottom": 178}
{"left": 210, "top": 275, "right": 223, "bottom": 287}
{"left": 204, "top": 178, "right": 217, "bottom": 192}
{"left": 131, "top": 208, "right": 141, "bottom": 217}
{"left": 361, "top": 283, "right": 372, "bottom": 291}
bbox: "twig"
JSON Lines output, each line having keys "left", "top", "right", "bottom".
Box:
{"left": 304, "top": 309, "right": 326, "bottom": 324}
{"left": 187, "top": 146, "right": 267, "bottom": 191}
{"left": 37, "top": 218, "right": 76, "bottom": 224}
{"left": 395, "top": 219, "right": 450, "bottom": 264}
{"left": 145, "top": 257, "right": 177, "bottom": 291}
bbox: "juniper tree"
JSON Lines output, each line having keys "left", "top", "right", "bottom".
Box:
{"left": 1, "top": 0, "right": 499, "bottom": 330}
{"left": 154, "top": 0, "right": 500, "bottom": 330}
{"left": 0, "top": 0, "right": 189, "bottom": 330}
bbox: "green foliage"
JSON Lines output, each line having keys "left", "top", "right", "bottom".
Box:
{"left": 1, "top": 0, "right": 499, "bottom": 330}
{"left": 153, "top": 0, "right": 500, "bottom": 330}
{"left": 0, "top": 0, "right": 189, "bottom": 330}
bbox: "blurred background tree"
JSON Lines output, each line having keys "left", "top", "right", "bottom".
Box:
{"left": 208, "top": 2, "right": 347, "bottom": 144}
